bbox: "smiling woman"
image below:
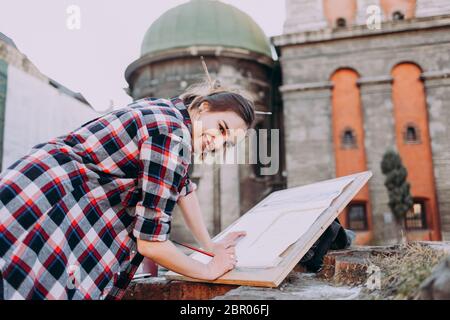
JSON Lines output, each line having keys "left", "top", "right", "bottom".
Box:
{"left": 0, "top": 80, "right": 254, "bottom": 300}
{"left": 180, "top": 83, "right": 255, "bottom": 160}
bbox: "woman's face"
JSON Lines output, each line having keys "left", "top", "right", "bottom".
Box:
{"left": 191, "top": 102, "right": 248, "bottom": 159}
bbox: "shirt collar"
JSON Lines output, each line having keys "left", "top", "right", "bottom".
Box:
{"left": 170, "top": 96, "right": 193, "bottom": 137}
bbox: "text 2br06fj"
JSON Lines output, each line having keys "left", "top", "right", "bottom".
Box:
{"left": 224, "top": 304, "right": 270, "bottom": 317}
{"left": 179, "top": 304, "right": 270, "bottom": 317}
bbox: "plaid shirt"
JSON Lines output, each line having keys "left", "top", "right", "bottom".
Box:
{"left": 0, "top": 97, "right": 196, "bottom": 299}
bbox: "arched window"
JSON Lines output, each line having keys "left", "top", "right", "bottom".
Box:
{"left": 392, "top": 62, "right": 439, "bottom": 237}
{"left": 403, "top": 123, "right": 420, "bottom": 144}
{"left": 341, "top": 128, "right": 357, "bottom": 148}
{"left": 380, "top": 0, "right": 416, "bottom": 21}
{"left": 392, "top": 10, "right": 405, "bottom": 20}
{"left": 336, "top": 17, "right": 347, "bottom": 28}
{"left": 323, "top": 0, "right": 357, "bottom": 28}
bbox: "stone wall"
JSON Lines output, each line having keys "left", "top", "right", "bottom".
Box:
{"left": 283, "top": 0, "right": 450, "bottom": 35}
{"left": 416, "top": 0, "right": 450, "bottom": 17}
{"left": 425, "top": 73, "right": 450, "bottom": 240}
{"left": 281, "top": 86, "right": 335, "bottom": 187}
{"left": 283, "top": 0, "right": 327, "bottom": 34}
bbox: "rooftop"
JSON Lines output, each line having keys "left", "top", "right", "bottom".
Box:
{"left": 140, "top": 0, "right": 272, "bottom": 58}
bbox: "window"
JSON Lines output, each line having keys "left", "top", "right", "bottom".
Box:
{"left": 341, "top": 128, "right": 357, "bottom": 148}
{"left": 403, "top": 124, "right": 420, "bottom": 144}
{"left": 393, "top": 11, "right": 405, "bottom": 21}
{"left": 405, "top": 199, "right": 427, "bottom": 230}
{"left": 336, "top": 18, "right": 347, "bottom": 28}
{"left": 347, "top": 203, "right": 368, "bottom": 231}
{"left": 406, "top": 126, "right": 417, "bottom": 141}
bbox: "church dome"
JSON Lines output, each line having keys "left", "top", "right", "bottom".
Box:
{"left": 140, "top": 0, "right": 272, "bottom": 58}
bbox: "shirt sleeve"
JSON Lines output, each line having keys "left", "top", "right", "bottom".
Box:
{"left": 178, "top": 175, "right": 197, "bottom": 197}
{"left": 133, "top": 132, "right": 190, "bottom": 242}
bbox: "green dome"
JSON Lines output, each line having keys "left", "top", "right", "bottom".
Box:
{"left": 141, "top": 0, "right": 272, "bottom": 58}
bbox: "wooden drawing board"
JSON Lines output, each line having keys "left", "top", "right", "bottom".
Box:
{"left": 166, "top": 171, "right": 372, "bottom": 287}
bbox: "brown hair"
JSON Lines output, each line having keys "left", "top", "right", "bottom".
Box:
{"left": 180, "top": 81, "right": 256, "bottom": 128}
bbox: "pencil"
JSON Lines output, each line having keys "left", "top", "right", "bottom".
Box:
{"left": 172, "top": 240, "right": 215, "bottom": 258}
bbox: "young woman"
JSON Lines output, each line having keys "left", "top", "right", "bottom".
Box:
{"left": 0, "top": 84, "right": 254, "bottom": 300}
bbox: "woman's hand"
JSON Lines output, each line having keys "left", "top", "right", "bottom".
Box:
{"left": 210, "top": 231, "right": 246, "bottom": 254}
{"left": 204, "top": 231, "right": 246, "bottom": 280}
{"left": 205, "top": 243, "right": 237, "bottom": 280}
{"left": 137, "top": 239, "right": 229, "bottom": 281}
{"left": 135, "top": 234, "right": 246, "bottom": 282}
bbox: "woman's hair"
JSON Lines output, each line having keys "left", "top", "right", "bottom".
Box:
{"left": 179, "top": 81, "right": 256, "bottom": 128}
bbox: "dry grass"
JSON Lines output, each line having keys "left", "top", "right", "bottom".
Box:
{"left": 363, "top": 242, "right": 446, "bottom": 300}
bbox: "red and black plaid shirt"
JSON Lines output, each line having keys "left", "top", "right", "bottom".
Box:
{"left": 0, "top": 97, "right": 196, "bottom": 299}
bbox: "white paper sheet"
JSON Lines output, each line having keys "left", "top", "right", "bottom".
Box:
{"left": 190, "top": 176, "right": 355, "bottom": 268}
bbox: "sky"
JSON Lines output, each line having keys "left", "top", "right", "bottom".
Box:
{"left": 0, "top": 0, "right": 286, "bottom": 111}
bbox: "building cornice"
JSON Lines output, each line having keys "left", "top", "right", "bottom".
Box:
{"left": 272, "top": 14, "right": 450, "bottom": 48}
{"left": 280, "top": 69, "right": 450, "bottom": 95}
{"left": 125, "top": 46, "right": 274, "bottom": 84}
{"left": 279, "top": 81, "right": 333, "bottom": 93}
{"left": 421, "top": 69, "right": 450, "bottom": 81}
{"left": 357, "top": 75, "right": 393, "bottom": 86}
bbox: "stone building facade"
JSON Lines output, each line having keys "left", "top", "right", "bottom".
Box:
{"left": 273, "top": 0, "right": 450, "bottom": 244}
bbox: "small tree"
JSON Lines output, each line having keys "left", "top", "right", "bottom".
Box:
{"left": 380, "top": 150, "right": 414, "bottom": 243}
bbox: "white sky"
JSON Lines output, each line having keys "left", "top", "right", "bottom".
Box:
{"left": 0, "top": 0, "right": 286, "bottom": 111}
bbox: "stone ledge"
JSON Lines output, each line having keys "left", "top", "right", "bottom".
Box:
{"left": 123, "top": 277, "right": 238, "bottom": 300}
{"left": 272, "top": 14, "right": 450, "bottom": 47}
{"left": 123, "top": 242, "right": 450, "bottom": 300}
{"left": 317, "top": 245, "right": 401, "bottom": 285}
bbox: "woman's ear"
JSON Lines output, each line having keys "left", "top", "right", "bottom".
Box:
{"left": 198, "top": 102, "right": 210, "bottom": 113}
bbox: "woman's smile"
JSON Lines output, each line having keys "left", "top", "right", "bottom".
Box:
{"left": 191, "top": 104, "right": 248, "bottom": 158}
{"left": 202, "top": 134, "right": 214, "bottom": 152}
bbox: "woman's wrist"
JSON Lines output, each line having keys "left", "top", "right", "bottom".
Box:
{"left": 201, "top": 239, "right": 215, "bottom": 252}
{"left": 201, "top": 260, "right": 216, "bottom": 280}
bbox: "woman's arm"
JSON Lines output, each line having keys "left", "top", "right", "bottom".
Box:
{"left": 136, "top": 238, "right": 236, "bottom": 280}
{"left": 177, "top": 190, "right": 247, "bottom": 253}
{"left": 177, "top": 190, "right": 215, "bottom": 251}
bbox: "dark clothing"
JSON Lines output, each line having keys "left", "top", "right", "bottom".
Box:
{"left": 300, "top": 219, "right": 351, "bottom": 272}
